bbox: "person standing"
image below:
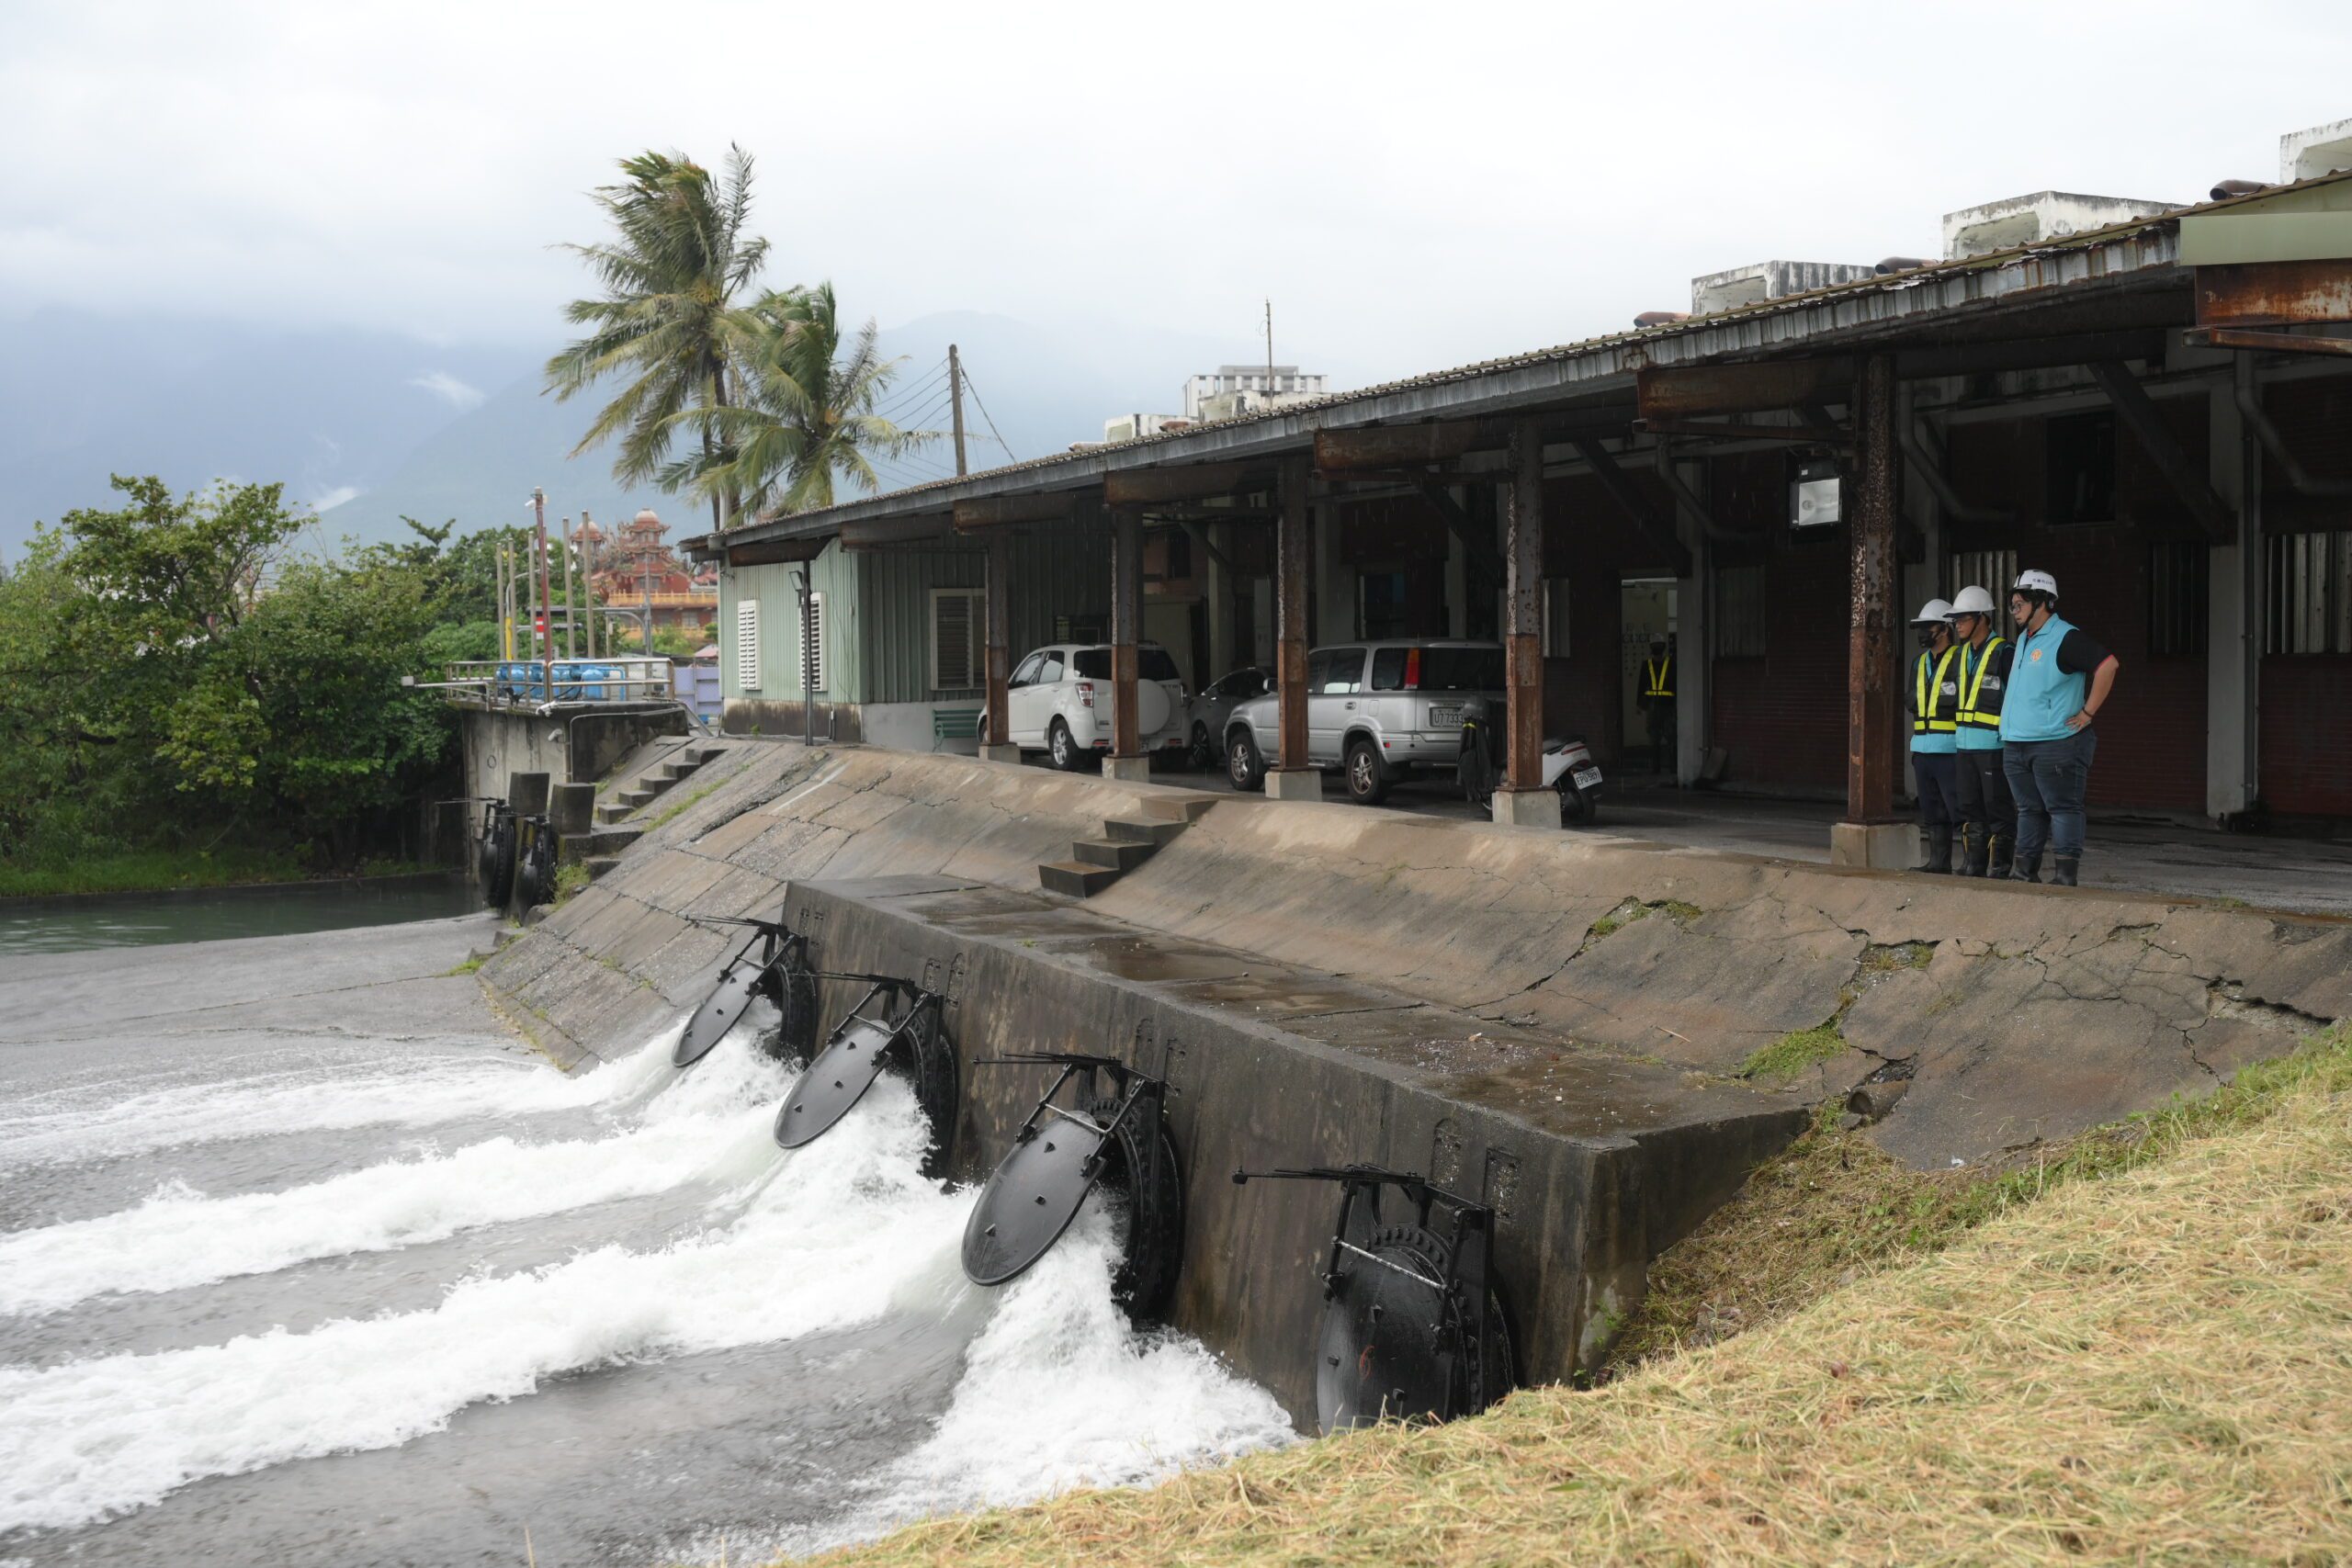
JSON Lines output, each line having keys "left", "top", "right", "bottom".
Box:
{"left": 1637, "top": 637, "right": 1677, "bottom": 779}
{"left": 1905, "top": 599, "right": 1962, "bottom": 874}
{"left": 1999, "top": 570, "right": 2120, "bottom": 887}
{"left": 1947, "top": 585, "right": 2016, "bottom": 877}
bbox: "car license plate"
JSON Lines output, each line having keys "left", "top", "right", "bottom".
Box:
{"left": 1572, "top": 766, "right": 1603, "bottom": 790}
{"left": 1429, "top": 705, "right": 1461, "bottom": 728}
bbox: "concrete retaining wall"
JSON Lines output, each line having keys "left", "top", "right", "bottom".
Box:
{"left": 458, "top": 705, "right": 687, "bottom": 799}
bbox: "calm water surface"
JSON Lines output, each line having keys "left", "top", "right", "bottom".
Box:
{"left": 0, "top": 876, "right": 482, "bottom": 956}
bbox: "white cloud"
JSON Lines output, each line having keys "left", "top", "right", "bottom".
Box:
{"left": 407, "top": 370, "right": 484, "bottom": 411}
{"left": 311, "top": 485, "right": 360, "bottom": 512}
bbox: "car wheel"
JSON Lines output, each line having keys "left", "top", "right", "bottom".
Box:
{"left": 1048, "top": 718, "right": 1081, "bottom": 772}
{"left": 1345, "top": 738, "right": 1390, "bottom": 805}
{"left": 1227, "top": 730, "right": 1265, "bottom": 792}
{"left": 1189, "top": 722, "right": 1214, "bottom": 771}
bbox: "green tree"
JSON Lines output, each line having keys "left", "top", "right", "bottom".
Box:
{"left": 545, "top": 147, "right": 771, "bottom": 532}
{"left": 679, "top": 284, "right": 934, "bottom": 517}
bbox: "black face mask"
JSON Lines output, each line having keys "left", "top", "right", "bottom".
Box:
{"left": 1917, "top": 627, "right": 1946, "bottom": 650}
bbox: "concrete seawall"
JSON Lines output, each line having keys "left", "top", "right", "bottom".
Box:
{"left": 481, "top": 741, "right": 2351, "bottom": 1416}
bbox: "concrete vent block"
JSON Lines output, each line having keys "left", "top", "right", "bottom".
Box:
{"left": 1939, "top": 191, "right": 2175, "bottom": 261}
{"left": 2283, "top": 116, "right": 2352, "bottom": 183}
{"left": 1689, "top": 260, "right": 1877, "bottom": 317}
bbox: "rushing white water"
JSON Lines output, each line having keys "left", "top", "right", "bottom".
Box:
{"left": 0, "top": 1032, "right": 791, "bottom": 1315}
{"left": 4, "top": 1003, "right": 1295, "bottom": 1553}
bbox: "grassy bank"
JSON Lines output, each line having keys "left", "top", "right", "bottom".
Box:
{"left": 804, "top": 1026, "right": 2352, "bottom": 1567}
{"left": 0, "top": 849, "right": 424, "bottom": 898}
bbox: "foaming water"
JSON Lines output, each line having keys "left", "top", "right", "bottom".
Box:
{"left": 5, "top": 989, "right": 1296, "bottom": 1559}
{"left": 0, "top": 1035, "right": 793, "bottom": 1315}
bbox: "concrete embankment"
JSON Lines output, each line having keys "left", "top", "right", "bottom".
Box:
{"left": 481, "top": 741, "right": 2350, "bottom": 1416}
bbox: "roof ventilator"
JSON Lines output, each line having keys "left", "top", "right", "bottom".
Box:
{"left": 961, "top": 1053, "right": 1182, "bottom": 1320}
{"left": 675, "top": 912, "right": 820, "bottom": 1068}
{"left": 773, "top": 973, "right": 957, "bottom": 1177}
{"left": 1231, "top": 1164, "right": 1517, "bottom": 1434}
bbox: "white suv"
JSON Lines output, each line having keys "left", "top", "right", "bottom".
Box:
{"left": 1224, "top": 640, "right": 1505, "bottom": 802}
{"left": 992, "top": 642, "right": 1189, "bottom": 770}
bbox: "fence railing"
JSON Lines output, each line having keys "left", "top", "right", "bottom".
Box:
{"left": 442, "top": 659, "right": 678, "bottom": 707}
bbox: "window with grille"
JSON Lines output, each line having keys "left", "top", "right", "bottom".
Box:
{"left": 734, "top": 600, "right": 761, "bottom": 693}
{"left": 797, "top": 591, "right": 827, "bottom": 692}
{"left": 2147, "top": 543, "right": 2208, "bottom": 657}
{"left": 1715, "top": 564, "right": 1767, "bottom": 657}
{"left": 2266, "top": 531, "right": 2352, "bottom": 655}
{"left": 931, "top": 588, "right": 982, "bottom": 691}
{"left": 1947, "top": 549, "right": 2018, "bottom": 607}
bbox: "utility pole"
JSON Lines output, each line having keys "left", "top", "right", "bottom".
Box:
{"left": 1265, "top": 299, "right": 1275, "bottom": 405}
{"left": 948, "top": 343, "right": 969, "bottom": 477}
{"left": 531, "top": 489, "right": 554, "bottom": 697}
{"left": 641, "top": 547, "right": 654, "bottom": 656}
{"left": 495, "top": 540, "right": 508, "bottom": 663}
{"left": 580, "top": 510, "right": 595, "bottom": 659}
{"left": 560, "top": 516, "right": 577, "bottom": 659}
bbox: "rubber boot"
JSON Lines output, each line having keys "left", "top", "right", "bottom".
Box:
{"left": 2010, "top": 851, "right": 2042, "bottom": 885}
{"left": 1916, "top": 826, "right": 1953, "bottom": 874}
{"left": 2050, "top": 853, "right": 2080, "bottom": 888}
{"left": 1959, "top": 826, "right": 1988, "bottom": 878}
{"left": 1989, "top": 833, "right": 2015, "bottom": 881}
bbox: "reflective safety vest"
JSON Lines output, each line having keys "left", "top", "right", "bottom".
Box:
{"left": 1642, "top": 657, "right": 1673, "bottom": 700}
{"left": 1912, "top": 646, "right": 1959, "bottom": 754}
{"left": 1955, "top": 637, "right": 2007, "bottom": 751}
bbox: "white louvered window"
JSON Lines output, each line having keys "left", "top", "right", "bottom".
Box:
{"left": 735, "top": 600, "right": 762, "bottom": 692}
{"left": 797, "top": 591, "right": 827, "bottom": 692}
{"left": 931, "top": 588, "right": 982, "bottom": 691}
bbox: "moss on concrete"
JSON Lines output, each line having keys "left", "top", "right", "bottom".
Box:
{"left": 1739, "top": 1023, "right": 1847, "bottom": 1084}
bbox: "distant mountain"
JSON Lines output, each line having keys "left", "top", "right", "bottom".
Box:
{"left": 0, "top": 308, "right": 533, "bottom": 558}
{"left": 1, "top": 304, "right": 1359, "bottom": 559}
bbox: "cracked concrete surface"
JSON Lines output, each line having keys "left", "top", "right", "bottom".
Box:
{"left": 487, "top": 742, "right": 2349, "bottom": 1169}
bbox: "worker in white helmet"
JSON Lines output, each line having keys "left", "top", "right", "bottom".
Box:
{"left": 1905, "top": 597, "right": 1962, "bottom": 874}
{"left": 1947, "top": 585, "right": 2016, "bottom": 877}
{"left": 2000, "top": 570, "right": 2121, "bottom": 886}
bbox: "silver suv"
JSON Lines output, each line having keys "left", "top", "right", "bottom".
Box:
{"left": 1223, "top": 640, "right": 1505, "bottom": 803}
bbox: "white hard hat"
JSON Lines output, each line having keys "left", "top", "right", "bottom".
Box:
{"left": 1910, "top": 597, "right": 1954, "bottom": 626}
{"left": 1951, "top": 585, "right": 1997, "bottom": 616}
{"left": 2012, "top": 569, "right": 2059, "bottom": 599}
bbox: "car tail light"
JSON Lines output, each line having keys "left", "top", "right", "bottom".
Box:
{"left": 1076, "top": 682, "right": 1094, "bottom": 707}
{"left": 1405, "top": 648, "right": 1421, "bottom": 690}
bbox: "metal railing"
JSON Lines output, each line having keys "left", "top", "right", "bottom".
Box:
{"left": 440, "top": 658, "right": 677, "bottom": 708}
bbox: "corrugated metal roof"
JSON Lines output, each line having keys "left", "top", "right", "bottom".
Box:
{"left": 699, "top": 168, "right": 2352, "bottom": 551}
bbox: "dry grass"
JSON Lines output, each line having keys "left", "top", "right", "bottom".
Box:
{"left": 801, "top": 1030, "right": 2352, "bottom": 1568}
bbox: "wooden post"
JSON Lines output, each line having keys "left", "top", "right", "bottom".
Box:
{"left": 983, "top": 529, "right": 1013, "bottom": 758}
{"left": 1846, "top": 353, "right": 1901, "bottom": 827}
{"left": 1492, "top": 419, "right": 1561, "bottom": 827}
{"left": 1106, "top": 505, "right": 1146, "bottom": 776}
{"left": 1274, "top": 456, "right": 1312, "bottom": 780}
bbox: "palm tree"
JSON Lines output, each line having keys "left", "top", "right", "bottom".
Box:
{"left": 674, "top": 285, "right": 936, "bottom": 517}
{"left": 544, "top": 146, "right": 769, "bottom": 531}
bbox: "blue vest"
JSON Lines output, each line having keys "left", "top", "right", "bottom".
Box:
{"left": 2001, "top": 615, "right": 2088, "bottom": 744}
{"left": 1910, "top": 647, "right": 1959, "bottom": 755}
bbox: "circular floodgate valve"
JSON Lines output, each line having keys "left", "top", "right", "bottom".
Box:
{"left": 961, "top": 1054, "right": 1183, "bottom": 1321}
{"left": 514, "top": 816, "right": 558, "bottom": 909}
{"left": 773, "top": 976, "right": 957, "bottom": 1177}
{"left": 481, "top": 803, "right": 517, "bottom": 908}
{"left": 1232, "top": 1164, "right": 1516, "bottom": 1435}
{"left": 674, "top": 914, "right": 812, "bottom": 1069}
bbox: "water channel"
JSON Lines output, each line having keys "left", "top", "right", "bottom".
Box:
{"left": 0, "top": 894, "right": 1294, "bottom": 1565}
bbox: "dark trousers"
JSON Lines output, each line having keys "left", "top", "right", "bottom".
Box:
{"left": 1645, "top": 703, "right": 1677, "bottom": 775}
{"left": 1954, "top": 748, "right": 2014, "bottom": 841}
{"left": 2004, "top": 728, "right": 2098, "bottom": 861}
{"left": 1912, "top": 752, "right": 1961, "bottom": 829}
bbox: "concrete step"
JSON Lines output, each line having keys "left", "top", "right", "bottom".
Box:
{"left": 616, "top": 788, "right": 653, "bottom": 810}
{"left": 1104, "top": 817, "right": 1187, "bottom": 848}
{"left": 1038, "top": 859, "right": 1122, "bottom": 898}
{"left": 594, "top": 802, "right": 635, "bottom": 826}
{"left": 583, "top": 855, "right": 625, "bottom": 881}
{"left": 1140, "top": 795, "right": 1218, "bottom": 824}
{"left": 1075, "top": 837, "right": 1155, "bottom": 872}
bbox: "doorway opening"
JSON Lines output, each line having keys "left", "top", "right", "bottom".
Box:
{"left": 1619, "top": 576, "right": 1679, "bottom": 766}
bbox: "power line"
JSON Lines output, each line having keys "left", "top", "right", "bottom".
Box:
{"left": 960, "top": 369, "right": 1016, "bottom": 460}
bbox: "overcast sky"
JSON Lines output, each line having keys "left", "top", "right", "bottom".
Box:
{"left": 6, "top": 0, "right": 2349, "bottom": 389}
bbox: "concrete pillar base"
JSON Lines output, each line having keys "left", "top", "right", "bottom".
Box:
{"left": 978, "top": 743, "right": 1023, "bottom": 765}
{"left": 548, "top": 781, "right": 596, "bottom": 837}
{"left": 1491, "top": 785, "right": 1564, "bottom": 829}
{"left": 1830, "top": 820, "right": 1917, "bottom": 870}
{"left": 1102, "top": 754, "right": 1154, "bottom": 783}
{"left": 1264, "top": 768, "right": 1325, "bottom": 801}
